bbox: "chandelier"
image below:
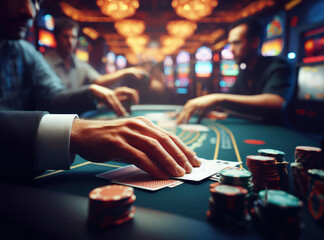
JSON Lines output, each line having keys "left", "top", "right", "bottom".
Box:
{"left": 126, "top": 35, "right": 149, "bottom": 54}
{"left": 114, "top": 19, "right": 146, "bottom": 37}
{"left": 160, "top": 35, "right": 185, "bottom": 54}
{"left": 172, "top": 0, "right": 218, "bottom": 21}
{"left": 166, "top": 20, "right": 197, "bottom": 38}
{"left": 96, "top": 0, "right": 139, "bottom": 20}
{"left": 161, "top": 36, "right": 185, "bottom": 48}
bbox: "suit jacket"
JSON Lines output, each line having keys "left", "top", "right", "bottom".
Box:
{"left": 0, "top": 111, "right": 46, "bottom": 181}
{"left": 0, "top": 39, "right": 97, "bottom": 181}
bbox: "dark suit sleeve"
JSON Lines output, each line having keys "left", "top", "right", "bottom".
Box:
{"left": 0, "top": 111, "right": 47, "bottom": 182}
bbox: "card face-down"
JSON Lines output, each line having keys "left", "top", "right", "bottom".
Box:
{"left": 96, "top": 165, "right": 183, "bottom": 191}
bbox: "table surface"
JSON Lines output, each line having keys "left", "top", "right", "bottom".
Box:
{"left": 1, "top": 105, "right": 323, "bottom": 240}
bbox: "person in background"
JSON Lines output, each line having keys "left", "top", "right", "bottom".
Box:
{"left": 44, "top": 17, "right": 151, "bottom": 112}
{"left": 176, "top": 17, "right": 294, "bottom": 124}
{"left": 0, "top": 0, "right": 200, "bottom": 182}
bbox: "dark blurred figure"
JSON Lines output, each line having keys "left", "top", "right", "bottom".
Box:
{"left": 177, "top": 17, "right": 295, "bottom": 124}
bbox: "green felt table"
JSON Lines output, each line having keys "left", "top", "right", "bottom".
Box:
{"left": 8, "top": 105, "right": 323, "bottom": 239}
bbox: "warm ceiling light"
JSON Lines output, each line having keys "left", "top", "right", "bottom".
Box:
{"left": 126, "top": 35, "right": 149, "bottom": 51}
{"left": 172, "top": 0, "right": 218, "bottom": 21}
{"left": 96, "top": 0, "right": 139, "bottom": 20}
{"left": 141, "top": 48, "right": 165, "bottom": 63}
{"left": 126, "top": 35, "right": 149, "bottom": 46}
{"left": 82, "top": 27, "right": 100, "bottom": 40}
{"left": 166, "top": 20, "right": 197, "bottom": 38}
{"left": 160, "top": 36, "right": 185, "bottom": 48}
{"left": 114, "top": 19, "right": 146, "bottom": 37}
{"left": 160, "top": 36, "right": 185, "bottom": 55}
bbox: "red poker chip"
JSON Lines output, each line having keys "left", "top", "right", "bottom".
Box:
{"left": 89, "top": 195, "right": 136, "bottom": 217}
{"left": 295, "top": 146, "right": 322, "bottom": 153}
{"left": 89, "top": 185, "right": 134, "bottom": 201}
{"left": 88, "top": 207, "right": 136, "bottom": 228}
{"left": 89, "top": 193, "right": 136, "bottom": 210}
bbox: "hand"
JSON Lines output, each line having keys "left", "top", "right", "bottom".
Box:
{"left": 113, "top": 86, "right": 139, "bottom": 105}
{"left": 176, "top": 94, "right": 224, "bottom": 124}
{"left": 124, "top": 67, "right": 150, "bottom": 83}
{"left": 70, "top": 117, "right": 201, "bottom": 179}
{"left": 89, "top": 84, "right": 127, "bottom": 117}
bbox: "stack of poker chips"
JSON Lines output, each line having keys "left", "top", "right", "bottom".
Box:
{"left": 218, "top": 168, "right": 254, "bottom": 198}
{"left": 207, "top": 183, "right": 248, "bottom": 230}
{"left": 88, "top": 185, "right": 136, "bottom": 228}
{"left": 246, "top": 155, "right": 280, "bottom": 192}
{"left": 307, "top": 169, "right": 324, "bottom": 227}
{"left": 258, "top": 149, "right": 289, "bottom": 191}
{"left": 252, "top": 189, "right": 303, "bottom": 240}
{"left": 291, "top": 146, "right": 322, "bottom": 199}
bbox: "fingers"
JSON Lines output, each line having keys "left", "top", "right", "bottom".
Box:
{"left": 140, "top": 117, "right": 201, "bottom": 168}
{"left": 115, "top": 87, "right": 140, "bottom": 105}
{"left": 90, "top": 85, "right": 127, "bottom": 117}
{"left": 105, "top": 94, "right": 127, "bottom": 117}
{"left": 123, "top": 145, "right": 170, "bottom": 179}
{"left": 176, "top": 105, "right": 194, "bottom": 124}
{"left": 133, "top": 117, "right": 199, "bottom": 173}
{"left": 129, "top": 135, "right": 187, "bottom": 177}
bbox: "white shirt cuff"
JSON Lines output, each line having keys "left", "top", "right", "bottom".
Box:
{"left": 35, "top": 114, "right": 79, "bottom": 171}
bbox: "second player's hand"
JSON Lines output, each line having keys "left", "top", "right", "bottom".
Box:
{"left": 89, "top": 84, "right": 127, "bottom": 117}
{"left": 70, "top": 117, "right": 201, "bottom": 179}
{"left": 176, "top": 94, "right": 224, "bottom": 124}
{"left": 113, "top": 86, "right": 139, "bottom": 105}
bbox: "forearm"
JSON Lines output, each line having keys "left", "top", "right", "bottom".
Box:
{"left": 220, "top": 93, "right": 285, "bottom": 110}
{"left": 219, "top": 93, "right": 285, "bottom": 120}
{"left": 94, "top": 70, "right": 127, "bottom": 87}
{"left": 49, "top": 86, "right": 97, "bottom": 114}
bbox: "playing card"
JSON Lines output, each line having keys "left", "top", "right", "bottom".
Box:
{"left": 96, "top": 165, "right": 183, "bottom": 191}
{"left": 96, "top": 165, "right": 140, "bottom": 180}
{"left": 172, "top": 158, "right": 241, "bottom": 181}
{"left": 112, "top": 171, "right": 183, "bottom": 191}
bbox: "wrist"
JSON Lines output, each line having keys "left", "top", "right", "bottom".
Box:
{"left": 70, "top": 118, "right": 84, "bottom": 153}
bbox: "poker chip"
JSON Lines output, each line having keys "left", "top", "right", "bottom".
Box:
{"left": 252, "top": 189, "right": 303, "bottom": 239}
{"left": 88, "top": 185, "right": 136, "bottom": 228}
{"left": 295, "top": 146, "right": 322, "bottom": 168}
{"left": 246, "top": 155, "right": 280, "bottom": 192}
{"left": 308, "top": 169, "right": 324, "bottom": 227}
{"left": 207, "top": 183, "right": 248, "bottom": 230}
{"left": 291, "top": 162, "right": 309, "bottom": 199}
{"left": 218, "top": 168, "right": 254, "bottom": 197}
{"left": 275, "top": 161, "right": 289, "bottom": 191}
{"left": 258, "top": 149, "right": 289, "bottom": 191}
{"left": 258, "top": 148, "right": 285, "bottom": 162}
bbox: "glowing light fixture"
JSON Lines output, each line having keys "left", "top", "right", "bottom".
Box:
{"left": 82, "top": 27, "right": 100, "bottom": 40}
{"left": 161, "top": 36, "right": 185, "bottom": 48}
{"left": 126, "top": 35, "right": 149, "bottom": 54}
{"left": 96, "top": 0, "right": 139, "bottom": 20}
{"left": 172, "top": 0, "right": 218, "bottom": 21}
{"left": 166, "top": 20, "right": 197, "bottom": 38}
{"left": 114, "top": 19, "right": 145, "bottom": 37}
{"left": 160, "top": 35, "right": 185, "bottom": 55}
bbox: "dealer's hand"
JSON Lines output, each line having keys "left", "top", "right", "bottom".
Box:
{"left": 70, "top": 117, "right": 201, "bottom": 179}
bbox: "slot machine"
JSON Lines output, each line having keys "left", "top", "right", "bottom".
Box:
{"left": 194, "top": 46, "right": 213, "bottom": 96}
